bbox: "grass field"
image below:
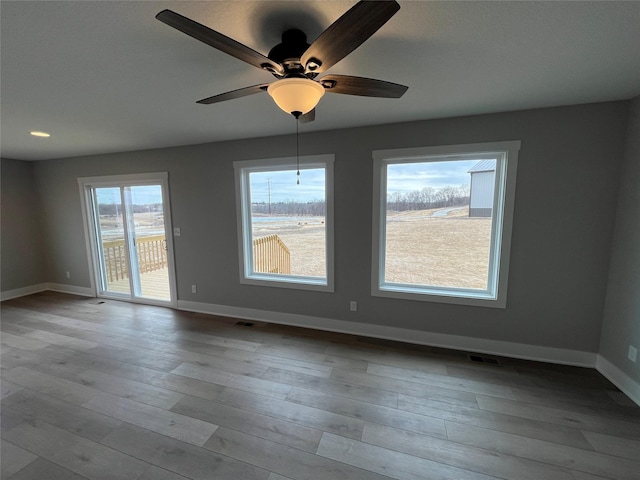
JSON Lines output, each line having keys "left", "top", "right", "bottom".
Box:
{"left": 252, "top": 206, "right": 493, "bottom": 289}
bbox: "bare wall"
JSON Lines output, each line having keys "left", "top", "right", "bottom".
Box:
{"left": 31, "top": 101, "right": 627, "bottom": 353}
{"left": 600, "top": 95, "right": 640, "bottom": 383}
{"left": 1, "top": 158, "right": 47, "bottom": 291}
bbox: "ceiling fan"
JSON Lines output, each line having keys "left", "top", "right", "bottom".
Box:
{"left": 156, "top": 0, "right": 408, "bottom": 123}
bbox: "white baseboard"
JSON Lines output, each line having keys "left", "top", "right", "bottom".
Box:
{"left": 45, "top": 283, "right": 94, "bottom": 297}
{"left": 596, "top": 355, "right": 640, "bottom": 407}
{"left": 1, "top": 283, "right": 94, "bottom": 302}
{"left": 0, "top": 283, "right": 49, "bottom": 301}
{"left": 177, "top": 300, "right": 597, "bottom": 368}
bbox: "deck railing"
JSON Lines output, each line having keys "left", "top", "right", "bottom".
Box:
{"left": 102, "top": 234, "right": 167, "bottom": 282}
{"left": 253, "top": 234, "right": 291, "bottom": 274}
{"left": 102, "top": 233, "right": 290, "bottom": 282}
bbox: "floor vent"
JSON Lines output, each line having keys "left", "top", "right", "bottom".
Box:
{"left": 235, "top": 321, "right": 255, "bottom": 327}
{"left": 468, "top": 354, "right": 500, "bottom": 365}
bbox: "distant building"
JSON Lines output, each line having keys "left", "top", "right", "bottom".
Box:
{"left": 468, "top": 160, "right": 496, "bottom": 217}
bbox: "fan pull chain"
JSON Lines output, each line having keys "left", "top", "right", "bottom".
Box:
{"left": 296, "top": 117, "right": 300, "bottom": 185}
{"left": 293, "top": 112, "right": 300, "bottom": 185}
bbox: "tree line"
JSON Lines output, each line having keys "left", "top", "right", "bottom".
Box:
{"left": 387, "top": 185, "right": 470, "bottom": 211}
{"left": 98, "top": 203, "right": 163, "bottom": 216}
{"left": 250, "top": 184, "right": 470, "bottom": 216}
{"left": 252, "top": 200, "right": 325, "bottom": 216}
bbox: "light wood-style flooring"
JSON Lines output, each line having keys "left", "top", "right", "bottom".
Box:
{"left": 1, "top": 291, "right": 639, "bottom": 480}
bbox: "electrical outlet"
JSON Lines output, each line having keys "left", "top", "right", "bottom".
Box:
{"left": 174, "top": 227, "right": 181, "bottom": 237}
{"left": 66, "top": 271, "right": 71, "bottom": 278}
{"left": 191, "top": 284, "right": 197, "bottom": 294}
{"left": 628, "top": 345, "right": 638, "bottom": 363}
{"left": 349, "top": 301, "right": 357, "bottom": 312}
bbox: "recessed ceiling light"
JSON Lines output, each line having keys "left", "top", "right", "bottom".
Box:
{"left": 30, "top": 131, "right": 51, "bottom": 137}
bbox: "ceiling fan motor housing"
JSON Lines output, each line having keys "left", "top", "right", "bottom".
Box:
{"left": 268, "top": 29, "right": 311, "bottom": 75}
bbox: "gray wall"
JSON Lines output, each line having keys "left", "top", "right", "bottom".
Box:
{"left": 25, "top": 101, "right": 628, "bottom": 354}
{"left": 600, "top": 96, "right": 640, "bottom": 382}
{"left": 1, "top": 158, "right": 47, "bottom": 291}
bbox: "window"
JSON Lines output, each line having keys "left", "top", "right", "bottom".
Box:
{"left": 234, "top": 154, "right": 334, "bottom": 291}
{"left": 372, "top": 141, "right": 520, "bottom": 307}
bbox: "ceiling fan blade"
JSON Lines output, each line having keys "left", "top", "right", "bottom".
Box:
{"left": 300, "top": 0, "right": 400, "bottom": 74}
{"left": 298, "top": 109, "right": 316, "bottom": 123}
{"left": 320, "top": 75, "right": 407, "bottom": 98}
{"left": 156, "top": 10, "right": 284, "bottom": 76}
{"left": 196, "top": 84, "right": 269, "bottom": 105}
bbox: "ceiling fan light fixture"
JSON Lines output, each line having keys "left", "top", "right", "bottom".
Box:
{"left": 267, "top": 78, "right": 325, "bottom": 116}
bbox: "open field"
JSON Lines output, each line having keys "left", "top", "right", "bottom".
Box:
{"left": 252, "top": 217, "right": 327, "bottom": 276}
{"left": 251, "top": 207, "right": 493, "bottom": 289}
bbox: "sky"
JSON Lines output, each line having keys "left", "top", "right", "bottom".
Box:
{"left": 386, "top": 160, "right": 477, "bottom": 195}
{"left": 95, "top": 159, "right": 482, "bottom": 205}
{"left": 250, "top": 168, "right": 325, "bottom": 203}
{"left": 95, "top": 185, "right": 163, "bottom": 205}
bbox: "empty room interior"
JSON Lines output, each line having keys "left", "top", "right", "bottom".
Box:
{"left": 1, "top": 1, "right": 639, "bottom": 479}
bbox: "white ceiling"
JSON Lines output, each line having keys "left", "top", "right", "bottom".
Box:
{"left": 2, "top": 1, "right": 639, "bottom": 161}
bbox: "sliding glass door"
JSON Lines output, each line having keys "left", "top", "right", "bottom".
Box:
{"left": 80, "top": 173, "right": 176, "bottom": 306}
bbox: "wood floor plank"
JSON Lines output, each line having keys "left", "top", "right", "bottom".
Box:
{"left": 3, "top": 388, "right": 122, "bottom": 442}
{"left": 1, "top": 332, "right": 50, "bottom": 351}
{"left": 398, "top": 391, "right": 595, "bottom": 449}
{"left": 22, "top": 327, "right": 100, "bottom": 351}
{"left": 205, "top": 427, "right": 393, "bottom": 480}
{"left": 216, "top": 387, "right": 365, "bottom": 440}
{"left": 581, "top": 430, "right": 640, "bottom": 460}
{"left": 176, "top": 330, "right": 261, "bottom": 351}
{"left": 476, "top": 395, "right": 640, "bottom": 440}
{"left": 255, "top": 344, "right": 369, "bottom": 372}
{"left": 111, "top": 363, "right": 226, "bottom": 400}
{"left": 29, "top": 344, "right": 127, "bottom": 375}
{"left": 139, "top": 465, "right": 191, "bottom": 480}
{"left": 1, "top": 405, "right": 28, "bottom": 433}
{"left": 221, "top": 348, "right": 334, "bottom": 378}
{"left": 1, "top": 379, "right": 23, "bottom": 399}
{"left": 3, "top": 419, "right": 149, "bottom": 480}
{"left": 262, "top": 367, "right": 399, "bottom": 408}
{"left": 324, "top": 343, "right": 449, "bottom": 375}
{"left": 171, "top": 362, "right": 292, "bottom": 399}
{"left": 81, "top": 392, "right": 218, "bottom": 447}
{"left": 362, "top": 422, "right": 574, "bottom": 480}
{"left": 267, "top": 474, "right": 295, "bottom": 480}
{"left": 27, "top": 363, "right": 185, "bottom": 410}
{"left": 3, "top": 366, "right": 101, "bottom": 405}
{"left": 4, "top": 457, "right": 89, "bottom": 480}
{"left": 170, "top": 394, "right": 323, "bottom": 452}
{"left": 445, "top": 421, "right": 640, "bottom": 480}
{"left": 1, "top": 439, "right": 38, "bottom": 478}
{"left": 317, "top": 432, "right": 501, "bottom": 480}
{"left": 286, "top": 386, "right": 447, "bottom": 439}
{"left": 368, "top": 362, "right": 517, "bottom": 399}
{"left": 570, "top": 472, "right": 616, "bottom": 480}
{"left": 102, "top": 423, "right": 269, "bottom": 480}
{"left": 331, "top": 367, "right": 480, "bottom": 408}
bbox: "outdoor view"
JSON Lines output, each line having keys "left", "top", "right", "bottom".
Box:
{"left": 244, "top": 158, "right": 496, "bottom": 292}
{"left": 94, "top": 185, "right": 170, "bottom": 300}
{"left": 249, "top": 168, "right": 327, "bottom": 278}
{"left": 383, "top": 159, "right": 494, "bottom": 290}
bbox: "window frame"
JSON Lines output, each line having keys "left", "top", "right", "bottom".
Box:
{"left": 234, "top": 154, "right": 335, "bottom": 292}
{"left": 372, "top": 141, "right": 520, "bottom": 308}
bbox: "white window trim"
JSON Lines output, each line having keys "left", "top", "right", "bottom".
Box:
{"left": 234, "top": 154, "right": 335, "bottom": 292}
{"left": 372, "top": 141, "right": 520, "bottom": 308}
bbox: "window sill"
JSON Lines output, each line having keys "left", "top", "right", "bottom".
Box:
{"left": 374, "top": 283, "right": 506, "bottom": 308}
